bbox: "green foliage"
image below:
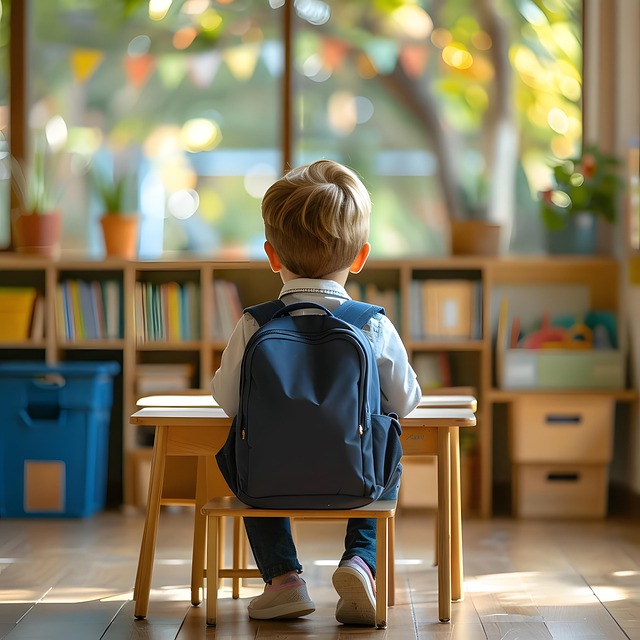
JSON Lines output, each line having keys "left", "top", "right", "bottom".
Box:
{"left": 10, "top": 152, "right": 61, "bottom": 215}
{"left": 91, "top": 169, "right": 136, "bottom": 215}
{"left": 540, "top": 146, "right": 622, "bottom": 230}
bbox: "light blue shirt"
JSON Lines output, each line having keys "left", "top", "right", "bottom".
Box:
{"left": 211, "top": 278, "right": 422, "bottom": 418}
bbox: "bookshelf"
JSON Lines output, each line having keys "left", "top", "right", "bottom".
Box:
{"left": 0, "top": 254, "right": 635, "bottom": 516}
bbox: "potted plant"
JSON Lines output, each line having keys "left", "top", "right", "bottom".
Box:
{"left": 10, "top": 152, "right": 63, "bottom": 257}
{"left": 92, "top": 169, "right": 139, "bottom": 260}
{"left": 539, "top": 145, "right": 622, "bottom": 254}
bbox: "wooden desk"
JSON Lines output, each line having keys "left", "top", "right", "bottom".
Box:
{"left": 130, "top": 403, "right": 476, "bottom": 623}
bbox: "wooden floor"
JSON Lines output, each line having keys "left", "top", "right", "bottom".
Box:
{"left": 0, "top": 507, "right": 639, "bottom": 639}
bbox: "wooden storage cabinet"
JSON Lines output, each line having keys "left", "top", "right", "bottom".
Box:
{"left": 0, "top": 255, "right": 635, "bottom": 516}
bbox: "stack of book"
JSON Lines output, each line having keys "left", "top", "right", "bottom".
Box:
{"left": 55, "top": 279, "right": 122, "bottom": 341}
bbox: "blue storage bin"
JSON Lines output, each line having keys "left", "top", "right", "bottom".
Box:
{"left": 0, "top": 361, "right": 120, "bottom": 518}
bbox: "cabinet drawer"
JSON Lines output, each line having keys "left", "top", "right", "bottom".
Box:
{"left": 510, "top": 396, "right": 614, "bottom": 463}
{"left": 512, "top": 463, "right": 609, "bottom": 518}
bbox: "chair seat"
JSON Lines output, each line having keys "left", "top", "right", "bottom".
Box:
{"left": 201, "top": 496, "right": 397, "bottom": 519}
{"left": 202, "top": 496, "right": 397, "bottom": 628}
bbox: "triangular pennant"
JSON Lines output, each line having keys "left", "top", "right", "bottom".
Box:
{"left": 186, "top": 51, "right": 221, "bottom": 88}
{"left": 71, "top": 49, "right": 104, "bottom": 84}
{"left": 260, "top": 40, "right": 284, "bottom": 78}
{"left": 223, "top": 43, "right": 259, "bottom": 81}
{"left": 399, "top": 44, "right": 429, "bottom": 78}
{"left": 363, "top": 39, "right": 399, "bottom": 75}
{"left": 124, "top": 53, "right": 156, "bottom": 89}
{"left": 321, "top": 36, "right": 350, "bottom": 71}
{"left": 157, "top": 54, "right": 187, "bottom": 89}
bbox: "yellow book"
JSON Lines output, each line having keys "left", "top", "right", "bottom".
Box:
{"left": 166, "top": 282, "right": 181, "bottom": 341}
{"left": 0, "top": 287, "right": 37, "bottom": 341}
{"left": 68, "top": 280, "right": 86, "bottom": 340}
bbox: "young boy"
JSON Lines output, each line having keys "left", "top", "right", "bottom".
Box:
{"left": 211, "top": 159, "right": 421, "bottom": 625}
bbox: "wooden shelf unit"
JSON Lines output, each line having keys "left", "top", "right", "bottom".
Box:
{"left": 0, "top": 254, "right": 634, "bottom": 516}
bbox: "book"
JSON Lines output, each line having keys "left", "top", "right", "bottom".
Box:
{"left": 412, "top": 352, "right": 451, "bottom": 389}
{"left": 105, "top": 279, "right": 122, "bottom": 339}
{"left": 0, "top": 287, "right": 37, "bottom": 341}
{"left": 29, "top": 293, "right": 45, "bottom": 340}
{"left": 421, "top": 280, "right": 474, "bottom": 339}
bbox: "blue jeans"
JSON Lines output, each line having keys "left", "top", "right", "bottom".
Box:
{"left": 243, "top": 469, "right": 401, "bottom": 583}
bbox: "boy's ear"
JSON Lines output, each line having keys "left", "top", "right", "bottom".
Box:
{"left": 349, "top": 242, "right": 371, "bottom": 274}
{"left": 264, "top": 241, "right": 282, "bottom": 273}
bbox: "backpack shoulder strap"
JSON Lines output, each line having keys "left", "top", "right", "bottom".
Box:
{"left": 333, "top": 300, "right": 385, "bottom": 329}
{"left": 244, "top": 299, "right": 285, "bottom": 327}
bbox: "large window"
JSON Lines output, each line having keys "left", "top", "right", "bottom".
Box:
{"left": 0, "top": 0, "right": 582, "bottom": 258}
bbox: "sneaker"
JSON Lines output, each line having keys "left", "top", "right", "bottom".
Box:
{"left": 332, "top": 556, "right": 376, "bottom": 626}
{"left": 248, "top": 573, "right": 315, "bottom": 620}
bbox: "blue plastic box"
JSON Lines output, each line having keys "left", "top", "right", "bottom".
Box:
{"left": 0, "top": 361, "right": 120, "bottom": 518}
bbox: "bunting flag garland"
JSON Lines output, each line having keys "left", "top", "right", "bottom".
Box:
{"left": 71, "top": 49, "right": 104, "bottom": 84}
{"left": 124, "top": 53, "right": 156, "bottom": 89}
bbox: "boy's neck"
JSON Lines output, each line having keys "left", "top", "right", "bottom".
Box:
{"left": 280, "top": 267, "right": 351, "bottom": 287}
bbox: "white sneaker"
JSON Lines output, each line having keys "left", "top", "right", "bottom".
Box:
{"left": 332, "top": 556, "right": 376, "bottom": 626}
{"left": 248, "top": 574, "right": 315, "bottom": 620}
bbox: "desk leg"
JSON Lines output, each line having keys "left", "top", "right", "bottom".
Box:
{"left": 450, "top": 427, "right": 464, "bottom": 602}
{"left": 192, "top": 456, "right": 208, "bottom": 606}
{"left": 388, "top": 514, "right": 395, "bottom": 607}
{"left": 437, "top": 428, "right": 451, "bottom": 623}
{"left": 134, "top": 426, "right": 168, "bottom": 619}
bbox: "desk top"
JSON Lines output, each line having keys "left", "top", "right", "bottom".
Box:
{"left": 130, "top": 405, "right": 476, "bottom": 428}
{"left": 137, "top": 393, "right": 477, "bottom": 412}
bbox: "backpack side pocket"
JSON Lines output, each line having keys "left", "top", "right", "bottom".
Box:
{"left": 370, "top": 412, "right": 403, "bottom": 497}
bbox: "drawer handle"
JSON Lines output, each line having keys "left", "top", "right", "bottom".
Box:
{"left": 547, "top": 472, "right": 580, "bottom": 482}
{"left": 545, "top": 414, "right": 581, "bottom": 425}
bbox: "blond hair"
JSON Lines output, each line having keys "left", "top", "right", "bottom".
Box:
{"left": 261, "top": 160, "right": 371, "bottom": 278}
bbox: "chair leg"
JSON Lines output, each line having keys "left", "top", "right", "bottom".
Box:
{"left": 206, "top": 515, "right": 219, "bottom": 626}
{"left": 232, "top": 516, "right": 242, "bottom": 599}
{"left": 375, "top": 517, "right": 388, "bottom": 629}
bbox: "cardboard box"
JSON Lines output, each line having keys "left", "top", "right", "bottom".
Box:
{"left": 510, "top": 396, "right": 614, "bottom": 464}
{"left": 512, "top": 463, "right": 609, "bottom": 518}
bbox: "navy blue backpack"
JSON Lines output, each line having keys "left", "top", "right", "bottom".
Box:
{"left": 215, "top": 299, "right": 403, "bottom": 509}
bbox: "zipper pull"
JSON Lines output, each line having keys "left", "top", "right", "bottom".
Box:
{"left": 359, "top": 425, "right": 364, "bottom": 435}
{"left": 241, "top": 428, "right": 246, "bottom": 440}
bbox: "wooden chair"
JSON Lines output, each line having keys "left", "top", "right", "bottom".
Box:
{"left": 201, "top": 497, "right": 397, "bottom": 629}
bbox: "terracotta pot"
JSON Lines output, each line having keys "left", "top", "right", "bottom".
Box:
{"left": 12, "top": 210, "right": 62, "bottom": 257}
{"left": 100, "top": 214, "right": 139, "bottom": 259}
{"left": 450, "top": 220, "right": 501, "bottom": 256}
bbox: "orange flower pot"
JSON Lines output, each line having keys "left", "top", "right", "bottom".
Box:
{"left": 100, "top": 214, "right": 139, "bottom": 259}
